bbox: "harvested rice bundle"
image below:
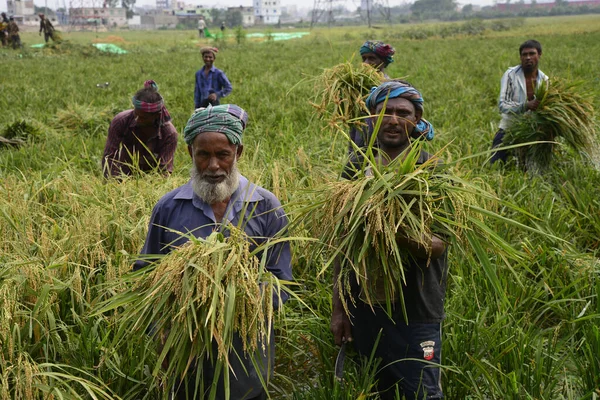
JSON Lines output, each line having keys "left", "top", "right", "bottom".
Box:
{"left": 311, "top": 61, "right": 384, "bottom": 130}
{"left": 100, "top": 227, "right": 278, "bottom": 397}
{"left": 54, "top": 104, "right": 113, "bottom": 135}
{"left": 504, "top": 78, "right": 598, "bottom": 171}
{"left": 304, "top": 144, "right": 483, "bottom": 317}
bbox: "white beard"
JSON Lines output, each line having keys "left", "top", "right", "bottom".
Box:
{"left": 190, "top": 161, "right": 241, "bottom": 204}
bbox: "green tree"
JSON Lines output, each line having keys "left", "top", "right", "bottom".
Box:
{"left": 225, "top": 10, "right": 243, "bottom": 28}
{"left": 210, "top": 8, "right": 223, "bottom": 27}
{"left": 410, "top": 0, "right": 457, "bottom": 17}
{"left": 121, "top": 0, "right": 135, "bottom": 18}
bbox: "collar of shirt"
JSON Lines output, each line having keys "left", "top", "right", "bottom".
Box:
{"left": 513, "top": 65, "right": 547, "bottom": 93}
{"left": 126, "top": 109, "right": 163, "bottom": 140}
{"left": 173, "top": 175, "right": 264, "bottom": 223}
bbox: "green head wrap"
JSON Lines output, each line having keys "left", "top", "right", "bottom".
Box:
{"left": 183, "top": 104, "right": 248, "bottom": 146}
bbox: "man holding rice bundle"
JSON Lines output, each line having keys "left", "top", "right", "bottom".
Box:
{"left": 134, "top": 104, "right": 292, "bottom": 399}
{"left": 331, "top": 81, "right": 448, "bottom": 400}
{"left": 490, "top": 39, "right": 548, "bottom": 164}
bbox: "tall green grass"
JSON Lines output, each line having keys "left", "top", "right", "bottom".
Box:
{"left": 1, "top": 16, "right": 599, "bottom": 398}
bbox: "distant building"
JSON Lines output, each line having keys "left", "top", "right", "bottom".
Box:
{"left": 139, "top": 13, "right": 178, "bottom": 28}
{"left": 228, "top": 6, "right": 255, "bottom": 27}
{"left": 156, "top": 0, "right": 170, "bottom": 10}
{"left": 7, "top": 0, "right": 36, "bottom": 24}
{"left": 254, "top": 0, "right": 280, "bottom": 24}
{"left": 70, "top": 7, "right": 128, "bottom": 27}
{"left": 173, "top": 5, "right": 212, "bottom": 20}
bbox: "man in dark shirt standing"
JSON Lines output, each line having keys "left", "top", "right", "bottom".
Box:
{"left": 7, "top": 17, "right": 20, "bottom": 50}
{"left": 38, "top": 13, "right": 55, "bottom": 43}
{"left": 102, "top": 80, "right": 178, "bottom": 178}
{"left": 331, "top": 81, "right": 448, "bottom": 400}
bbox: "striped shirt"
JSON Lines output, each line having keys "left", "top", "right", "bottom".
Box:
{"left": 194, "top": 66, "right": 233, "bottom": 108}
{"left": 498, "top": 65, "right": 548, "bottom": 130}
{"left": 102, "top": 110, "right": 178, "bottom": 178}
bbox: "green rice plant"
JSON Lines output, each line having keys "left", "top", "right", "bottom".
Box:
{"left": 0, "top": 351, "right": 117, "bottom": 399}
{"left": 97, "top": 227, "right": 284, "bottom": 399}
{"left": 52, "top": 30, "right": 64, "bottom": 43}
{"left": 310, "top": 61, "right": 384, "bottom": 131}
{"left": 297, "top": 141, "right": 509, "bottom": 318}
{"left": 504, "top": 78, "right": 598, "bottom": 172}
{"left": 1, "top": 119, "right": 43, "bottom": 141}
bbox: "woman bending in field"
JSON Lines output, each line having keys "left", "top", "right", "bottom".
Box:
{"left": 194, "top": 47, "right": 232, "bottom": 109}
{"left": 102, "top": 80, "right": 178, "bottom": 178}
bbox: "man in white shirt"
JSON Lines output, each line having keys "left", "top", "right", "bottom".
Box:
{"left": 198, "top": 17, "right": 206, "bottom": 38}
{"left": 490, "top": 39, "right": 548, "bottom": 164}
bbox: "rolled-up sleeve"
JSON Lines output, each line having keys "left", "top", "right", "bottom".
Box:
{"left": 194, "top": 71, "right": 202, "bottom": 108}
{"left": 217, "top": 71, "right": 232, "bottom": 99}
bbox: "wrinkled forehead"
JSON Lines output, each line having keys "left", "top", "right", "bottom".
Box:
{"left": 192, "top": 131, "right": 237, "bottom": 149}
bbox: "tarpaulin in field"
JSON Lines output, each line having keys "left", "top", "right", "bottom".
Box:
{"left": 92, "top": 43, "right": 128, "bottom": 54}
{"left": 246, "top": 32, "right": 310, "bottom": 41}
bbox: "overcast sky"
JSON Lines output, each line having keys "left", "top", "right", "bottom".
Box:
{"left": 2, "top": 0, "right": 496, "bottom": 14}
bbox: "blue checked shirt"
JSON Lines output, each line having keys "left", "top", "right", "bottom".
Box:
{"left": 194, "top": 66, "right": 233, "bottom": 108}
{"left": 134, "top": 175, "right": 292, "bottom": 306}
{"left": 498, "top": 65, "right": 548, "bottom": 130}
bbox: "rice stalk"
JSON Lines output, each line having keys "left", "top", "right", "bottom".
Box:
{"left": 97, "top": 226, "right": 280, "bottom": 399}
{"left": 504, "top": 78, "right": 598, "bottom": 172}
{"left": 54, "top": 104, "right": 113, "bottom": 135}
{"left": 300, "top": 142, "right": 486, "bottom": 317}
{"left": 310, "top": 61, "right": 384, "bottom": 130}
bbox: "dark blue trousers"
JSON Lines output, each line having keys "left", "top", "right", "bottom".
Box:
{"left": 350, "top": 301, "right": 443, "bottom": 400}
{"left": 490, "top": 129, "right": 508, "bottom": 164}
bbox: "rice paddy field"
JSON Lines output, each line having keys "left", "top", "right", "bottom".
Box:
{"left": 1, "top": 14, "right": 600, "bottom": 399}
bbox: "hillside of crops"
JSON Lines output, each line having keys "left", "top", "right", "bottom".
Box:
{"left": 1, "top": 15, "right": 600, "bottom": 399}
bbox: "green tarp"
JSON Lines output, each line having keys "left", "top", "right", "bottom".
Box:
{"left": 30, "top": 43, "right": 46, "bottom": 48}
{"left": 92, "top": 43, "right": 127, "bottom": 54}
{"left": 246, "top": 32, "right": 310, "bottom": 41}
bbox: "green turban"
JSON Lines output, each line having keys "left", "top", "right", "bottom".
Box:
{"left": 183, "top": 104, "right": 248, "bottom": 146}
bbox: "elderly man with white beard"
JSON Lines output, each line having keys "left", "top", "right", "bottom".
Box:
{"left": 134, "top": 104, "right": 292, "bottom": 400}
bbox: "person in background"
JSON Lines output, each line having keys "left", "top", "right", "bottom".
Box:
{"left": 490, "top": 39, "right": 548, "bottom": 164}
{"left": 359, "top": 40, "right": 396, "bottom": 78}
{"left": 194, "top": 47, "right": 233, "bottom": 109}
{"left": 197, "top": 17, "right": 206, "bottom": 38}
{"left": 348, "top": 40, "right": 397, "bottom": 152}
{"left": 38, "top": 13, "right": 55, "bottom": 43}
{"left": 7, "top": 17, "right": 21, "bottom": 50}
{"left": 0, "top": 13, "right": 9, "bottom": 47}
{"left": 102, "top": 80, "right": 178, "bottom": 178}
